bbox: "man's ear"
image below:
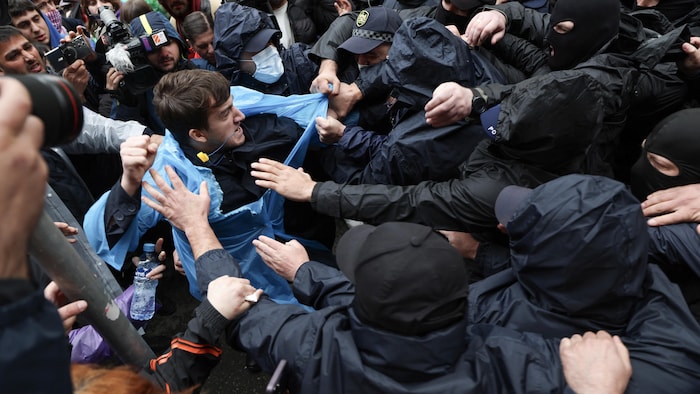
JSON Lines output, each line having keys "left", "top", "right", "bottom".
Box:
{"left": 188, "top": 128, "right": 207, "bottom": 143}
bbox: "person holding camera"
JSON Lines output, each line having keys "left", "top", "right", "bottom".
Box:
{"left": 0, "top": 75, "right": 75, "bottom": 393}
{"left": 106, "top": 10, "right": 197, "bottom": 134}
{"left": 0, "top": 25, "right": 155, "bottom": 221}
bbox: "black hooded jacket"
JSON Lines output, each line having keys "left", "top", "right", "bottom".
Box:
{"left": 468, "top": 174, "right": 700, "bottom": 393}
{"left": 320, "top": 17, "right": 495, "bottom": 186}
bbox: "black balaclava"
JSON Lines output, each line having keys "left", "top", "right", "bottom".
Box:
{"left": 635, "top": 0, "right": 699, "bottom": 23}
{"left": 630, "top": 108, "right": 700, "bottom": 201}
{"left": 545, "top": 0, "right": 620, "bottom": 70}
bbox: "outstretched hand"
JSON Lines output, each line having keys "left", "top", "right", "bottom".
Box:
{"left": 251, "top": 158, "right": 316, "bottom": 202}
{"left": 641, "top": 183, "right": 700, "bottom": 234}
{"left": 252, "top": 235, "right": 309, "bottom": 282}
{"left": 141, "top": 166, "right": 210, "bottom": 232}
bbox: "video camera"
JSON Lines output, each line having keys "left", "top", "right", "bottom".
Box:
{"left": 99, "top": 7, "right": 168, "bottom": 94}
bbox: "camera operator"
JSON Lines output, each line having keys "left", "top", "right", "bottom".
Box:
{"left": 106, "top": 10, "right": 196, "bottom": 134}
{"left": 0, "top": 26, "right": 154, "bottom": 221}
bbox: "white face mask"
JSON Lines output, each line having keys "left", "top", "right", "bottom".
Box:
{"left": 251, "top": 46, "right": 284, "bottom": 84}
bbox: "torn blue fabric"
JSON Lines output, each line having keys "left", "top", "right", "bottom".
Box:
{"left": 84, "top": 87, "right": 328, "bottom": 303}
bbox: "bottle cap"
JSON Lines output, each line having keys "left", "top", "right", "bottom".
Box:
{"left": 143, "top": 243, "right": 156, "bottom": 253}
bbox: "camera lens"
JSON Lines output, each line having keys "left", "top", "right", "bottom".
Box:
{"left": 64, "top": 46, "right": 78, "bottom": 63}
{"left": 10, "top": 74, "right": 84, "bottom": 146}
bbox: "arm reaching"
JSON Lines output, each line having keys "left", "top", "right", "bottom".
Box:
{"left": 141, "top": 166, "right": 221, "bottom": 260}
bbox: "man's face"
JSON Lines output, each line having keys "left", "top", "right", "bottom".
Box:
{"left": 0, "top": 35, "right": 46, "bottom": 74}
{"left": 202, "top": 95, "right": 246, "bottom": 151}
{"left": 188, "top": 29, "right": 214, "bottom": 65}
{"left": 86, "top": 0, "right": 115, "bottom": 16}
{"left": 356, "top": 42, "right": 391, "bottom": 67}
{"left": 32, "top": 0, "right": 57, "bottom": 14}
{"left": 164, "top": 0, "right": 190, "bottom": 18}
{"left": 12, "top": 10, "right": 50, "bottom": 46}
{"left": 146, "top": 41, "right": 181, "bottom": 72}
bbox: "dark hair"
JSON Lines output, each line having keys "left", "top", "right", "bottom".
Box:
{"left": 80, "top": 0, "right": 121, "bottom": 33}
{"left": 0, "top": 25, "right": 26, "bottom": 43}
{"left": 153, "top": 69, "right": 231, "bottom": 142}
{"left": 119, "top": 0, "right": 152, "bottom": 23}
{"left": 9, "top": 0, "right": 39, "bottom": 18}
{"left": 181, "top": 11, "right": 213, "bottom": 43}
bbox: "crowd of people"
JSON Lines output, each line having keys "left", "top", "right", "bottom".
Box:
{"left": 2, "top": 0, "right": 700, "bottom": 392}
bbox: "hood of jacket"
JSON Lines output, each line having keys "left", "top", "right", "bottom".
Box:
{"left": 493, "top": 70, "right": 610, "bottom": 172}
{"left": 507, "top": 175, "right": 648, "bottom": 325}
{"left": 381, "top": 17, "right": 478, "bottom": 110}
{"left": 129, "top": 11, "right": 187, "bottom": 56}
{"left": 214, "top": 2, "right": 278, "bottom": 84}
{"left": 348, "top": 308, "right": 468, "bottom": 383}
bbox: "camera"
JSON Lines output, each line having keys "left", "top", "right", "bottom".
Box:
{"left": 99, "top": 7, "right": 166, "bottom": 94}
{"left": 9, "top": 74, "right": 84, "bottom": 147}
{"left": 45, "top": 34, "right": 95, "bottom": 73}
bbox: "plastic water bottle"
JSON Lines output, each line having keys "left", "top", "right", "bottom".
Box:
{"left": 130, "top": 243, "right": 158, "bottom": 321}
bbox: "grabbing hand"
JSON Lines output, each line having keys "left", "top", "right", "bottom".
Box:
{"left": 328, "top": 82, "right": 363, "bottom": 120}
{"left": 463, "top": 10, "right": 507, "bottom": 47}
{"left": 54, "top": 222, "right": 78, "bottom": 244}
{"left": 44, "top": 281, "right": 88, "bottom": 335}
{"left": 106, "top": 67, "right": 125, "bottom": 91}
{"left": 425, "top": 82, "right": 473, "bottom": 127}
{"left": 119, "top": 135, "right": 159, "bottom": 196}
{"left": 310, "top": 59, "right": 340, "bottom": 95}
{"left": 560, "top": 331, "right": 632, "bottom": 394}
{"left": 642, "top": 184, "right": 700, "bottom": 234}
{"left": 316, "top": 116, "right": 346, "bottom": 144}
{"left": 130, "top": 238, "right": 168, "bottom": 280}
{"left": 207, "top": 275, "right": 263, "bottom": 320}
{"left": 61, "top": 59, "right": 89, "bottom": 99}
{"left": 678, "top": 37, "right": 700, "bottom": 76}
{"left": 334, "top": 0, "right": 353, "bottom": 16}
{"left": 439, "top": 230, "right": 480, "bottom": 260}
